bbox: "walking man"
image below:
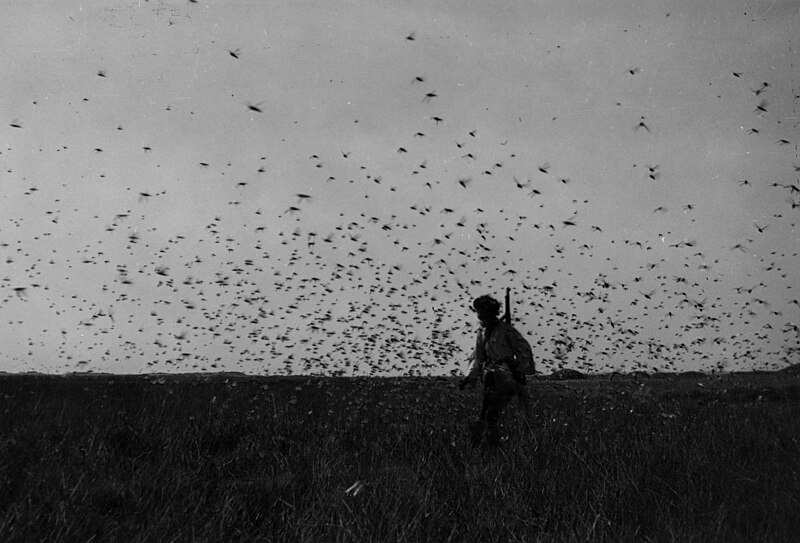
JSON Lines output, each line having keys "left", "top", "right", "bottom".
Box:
{"left": 460, "top": 294, "right": 531, "bottom": 446}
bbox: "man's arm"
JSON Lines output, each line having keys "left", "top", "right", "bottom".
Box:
{"left": 460, "top": 347, "right": 481, "bottom": 389}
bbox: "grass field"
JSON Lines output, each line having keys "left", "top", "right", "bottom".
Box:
{"left": 1, "top": 371, "right": 799, "bottom": 542}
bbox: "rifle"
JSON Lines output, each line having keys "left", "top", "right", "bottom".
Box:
{"left": 504, "top": 287, "right": 511, "bottom": 324}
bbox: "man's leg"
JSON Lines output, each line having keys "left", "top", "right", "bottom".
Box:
{"left": 484, "top": 403, "right": 502, "bottom": 445}
{"left": 467, "top": 395, "right": 488, "bottom": 445}
{"left": 483, "top": 387, "right": 508, "bottom": 446}
{"left": 468, "top": 371, "right": 497, "bottom": 446}
{"left": 468, "top": 418, "right": 484, "bottom": 446}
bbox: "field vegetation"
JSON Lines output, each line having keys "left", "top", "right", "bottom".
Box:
{"left": 1, "top": 372, "right": 799, "bottom": 542}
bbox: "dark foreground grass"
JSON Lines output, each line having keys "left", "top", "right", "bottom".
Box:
{"left": 1, "top": 372, "right": 799, "bottom": 542}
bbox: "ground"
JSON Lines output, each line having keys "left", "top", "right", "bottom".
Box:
{"left": 1, "top": 371, "right": 799, "bottom": 542}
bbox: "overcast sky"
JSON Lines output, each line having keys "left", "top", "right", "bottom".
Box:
{"left": 1, "top": 0, "right": 799, "bottom": 376}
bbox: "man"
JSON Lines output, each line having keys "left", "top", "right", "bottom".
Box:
{"left": 460, "top": 294, "right": 530, "bottom": 446}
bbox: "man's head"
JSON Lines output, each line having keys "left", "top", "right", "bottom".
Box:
{"left": 472, "top": 295, "right": 501, "bottom": 324}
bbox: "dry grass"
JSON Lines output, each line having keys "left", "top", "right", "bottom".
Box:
{"left": 1, "top": 372, "right": 799, "bottom": 542}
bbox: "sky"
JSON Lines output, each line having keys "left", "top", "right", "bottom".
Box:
{"left": 1, "top": 0, "right": 799, "bottom": 376}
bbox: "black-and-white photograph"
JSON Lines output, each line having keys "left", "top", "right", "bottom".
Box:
{"left": 2, "top": 0, "right": 799, "bottom": 540}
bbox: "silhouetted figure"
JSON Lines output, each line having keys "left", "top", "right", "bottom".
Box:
{"left": 460, "top": 295, "right": 530, "bottom": 446}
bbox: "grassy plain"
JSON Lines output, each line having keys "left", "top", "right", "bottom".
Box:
{"left": 1, "top": 371, "right": 799, "bottom": 542}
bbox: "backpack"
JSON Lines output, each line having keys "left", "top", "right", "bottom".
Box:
{"left": 485, "top": 321, "right": 535, "bottom": 375}
{"left": 505, "top": 323, "right": 535, "bottom": 375}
